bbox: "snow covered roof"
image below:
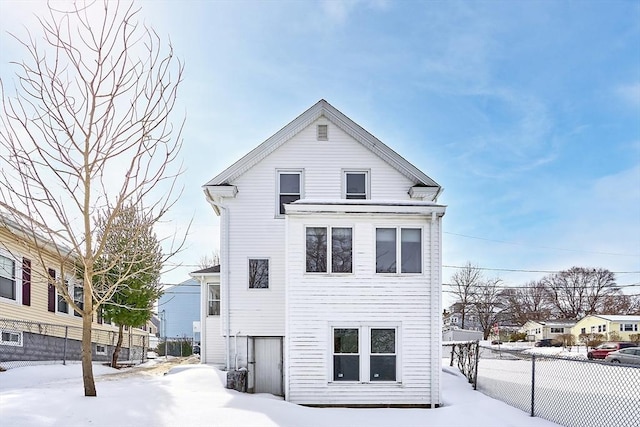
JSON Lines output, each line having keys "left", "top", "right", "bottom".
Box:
{"left": 588, "top": 314, "right": 640, "bottom": 322}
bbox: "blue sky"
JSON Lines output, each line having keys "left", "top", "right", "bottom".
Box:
{"left": 1, "top": 0, "right": 639, "bottom": 306}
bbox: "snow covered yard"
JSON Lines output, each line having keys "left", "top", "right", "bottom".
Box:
{"left": 0, "top": 359, "right": 560, "bottom": 427}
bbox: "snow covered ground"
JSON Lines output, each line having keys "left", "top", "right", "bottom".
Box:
{"left": 475, "top": 347, "right": 640, "bottom": 427}
{"left": 0, "top": 359, "right": 561, "bottom": 427}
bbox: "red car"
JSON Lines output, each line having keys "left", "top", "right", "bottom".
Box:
{"left": 587, "top": 342, "right": 636, "bottom": 359}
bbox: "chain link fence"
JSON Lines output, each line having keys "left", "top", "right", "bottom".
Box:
{"left": 0, "top": 318, "right": 148, "bottom": 370}
{"left": 475, "top": 344, "right": 640, "bottom": 427}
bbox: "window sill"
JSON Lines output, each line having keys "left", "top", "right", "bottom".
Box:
{"left": 304, "top": 272, "right": 354, "bottom": 276}
{"left": 328, "top": 381, "right": 402, "bottom": 386}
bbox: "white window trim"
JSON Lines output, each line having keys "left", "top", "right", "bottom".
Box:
{"left": 0, "top": 249, "right": 22, "bottom": 304}
{"left": 374, "top": 227, "right": 424, "bottom": 275}
{"left": 0, "top": 329, "right": 23, "bottom": 347}
{"left": 328, "top": 323, "right": 401, "bottom": 385}
{"left": 275, "top": 169, "right": 304, "bottom": 218}
{"left": 247, "top": 258, "right": 270, "bottom": 290}
{"left": 304, "top": 226, "right": 354, "bottom": 275}
{"left": 342, "top": 169, "right": 370, "bottom": 200}
{"left": 96, "top": 344, "right": 107, "bottom": 355}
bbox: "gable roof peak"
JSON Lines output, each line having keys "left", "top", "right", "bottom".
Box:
{"left": 204, "top": 100, "right": 441, "bottom": 199}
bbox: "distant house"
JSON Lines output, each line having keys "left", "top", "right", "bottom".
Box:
{"left": 200, "top": 100, "right": 446, "bottom": 407}
{"left": 158, "top": 278, "right": 201, "bottom": 342}
{"left": 0, "top": 209, "right": 149, "bottom": 365}
{"left": 572, "top": 315, "right": 640, "bottom": 341}
{"left": 520, "top": 319, "right": 576, "bottom": 342}
{"left": 189, "top": 265, "right": 223, "bottom": 366}
{"left": 443, "top": 310, "right": 482, "bottom": 331}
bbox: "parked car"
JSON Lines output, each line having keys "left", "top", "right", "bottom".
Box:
{"left": 604, "top": 347, "right": 640, "bottom": 365}
{"left": 535, "top": 339, "right": 562, "bottom": 347}
{"left": 587, "top": 342, "right": 636, "bottom": 360}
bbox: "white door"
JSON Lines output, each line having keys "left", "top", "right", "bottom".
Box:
{"left": 254, "top": 337, "right": 283, "bottom": 396}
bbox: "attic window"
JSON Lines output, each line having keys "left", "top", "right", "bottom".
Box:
{"left": 317, "top": 124, "right": 328, "bottom": 141}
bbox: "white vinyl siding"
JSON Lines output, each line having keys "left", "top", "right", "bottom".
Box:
{"left": 222, "top": 118, "right": 418, "bottom": 337}
{"left": 286, "top": 213, "right": 441, "bottom": 405}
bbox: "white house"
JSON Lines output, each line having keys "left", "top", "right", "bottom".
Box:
{"left": 200, "top": 99, "right": 446, "bottom": 407}
{"left": 520, "top": 319, "right": 576, "bottom": 342}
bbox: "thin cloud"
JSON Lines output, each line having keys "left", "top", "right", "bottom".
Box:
{"left": 615, "top": 82, "right": 640, "bottom": 107}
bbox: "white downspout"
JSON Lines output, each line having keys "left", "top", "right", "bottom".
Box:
{"left": 204, "top": 188, "right": 232, "bottom": 371}
{"left": 431, "top": 210, "right": 442, "bottom": 407}
{"left": 199, "top": 276, "right": 206, "bottom": 363}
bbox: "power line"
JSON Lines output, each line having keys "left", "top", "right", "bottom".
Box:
{"left": 444, "top": 231, "right": 640, "bottom": 257}
{"left": 443, "top": 282, "right": 640, "bottom": 290}
{"left": 443, "top": 265, "right": 640, "bottom": 275}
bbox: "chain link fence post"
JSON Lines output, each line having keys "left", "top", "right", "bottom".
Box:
{"left": 530, "top": 353, "right": 535, "bottom": 417}
{"left": 474, "top": 340, "right": 480, "bottom": 390}
{"left": 63, "top": 326, "right": 68, "bottom": 365}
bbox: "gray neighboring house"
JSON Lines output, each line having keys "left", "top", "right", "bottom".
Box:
{"left": 158, "top": 278, "right": 201, "bottom": 343}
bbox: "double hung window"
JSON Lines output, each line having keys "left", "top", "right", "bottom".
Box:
{"left": 333, "top": 328, "right": 359, "bottom": 381}
{"left": 73, "top": 284, "right": 84, "bottom": 317}
{"left": 376, "top": 228, "right": 422, "bottom": 273}
{"left": 0, "top": 254, "right": 16, "bottom": 300}
{"left": 344, "top": 171, "right": 368, "bottom": 199}
{"left": 332, "top": 326, "right": 398, "bottom": 382}
{"left": 208, "top": 284, "right": 221, "bottom": 315}
{"left": 306, "top": 227, "right": 352, "bottom": 273}
{"left": 277, "top": 171, "right": 302, "bottom": 215}
{"left": 58, "top": 280, "right": 69, "bottom": 314}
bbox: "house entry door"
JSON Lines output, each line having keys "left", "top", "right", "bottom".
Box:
{"left": 254, "top": 337, "right": 283, "bottom": 396}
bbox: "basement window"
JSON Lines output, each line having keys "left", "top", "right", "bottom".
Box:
{"left": 1, "top": 330, "right": 22, "bottom": 346}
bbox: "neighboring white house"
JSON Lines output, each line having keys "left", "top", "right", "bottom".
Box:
{"left": 520, "top": 319, "right": 576, "bottom": 342}
{"left": 200, "top": 99, "right": 446, "bottom": 407}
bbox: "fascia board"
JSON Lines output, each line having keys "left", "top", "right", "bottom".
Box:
{"left": 204, "top": 102, "right": 325, "bottom": 186}
{"left": 285, "top": 203, "right": 446, "bottom": 216}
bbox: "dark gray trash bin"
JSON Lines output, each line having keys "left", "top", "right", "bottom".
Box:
{"left": 226, "top": 369, "right": 247, "bottom": 392}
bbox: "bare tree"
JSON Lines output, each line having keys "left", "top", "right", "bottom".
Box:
{"left": 449, "top": 262, "right": 483, "bottom": 329}
{"left": 0, "top": 1, "right": 183, "bottom": 396}
{"left": 471, "top": 277, "right": 505, "bottom": 340}
{"left": 541, "top": 267, "right": 620, "bottom": 319}
{"left": 198, "top": 251, "right": 220, "bottom": 269}
{"left": 501, "top": 280, "right": 552, "bottom": 325}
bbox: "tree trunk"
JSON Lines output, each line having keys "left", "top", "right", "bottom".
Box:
{"left": 81, "top": 312, "right": 96, "bottom": 396}
{"left": 112, "top": 324, "right": 124, "bottom": 368}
